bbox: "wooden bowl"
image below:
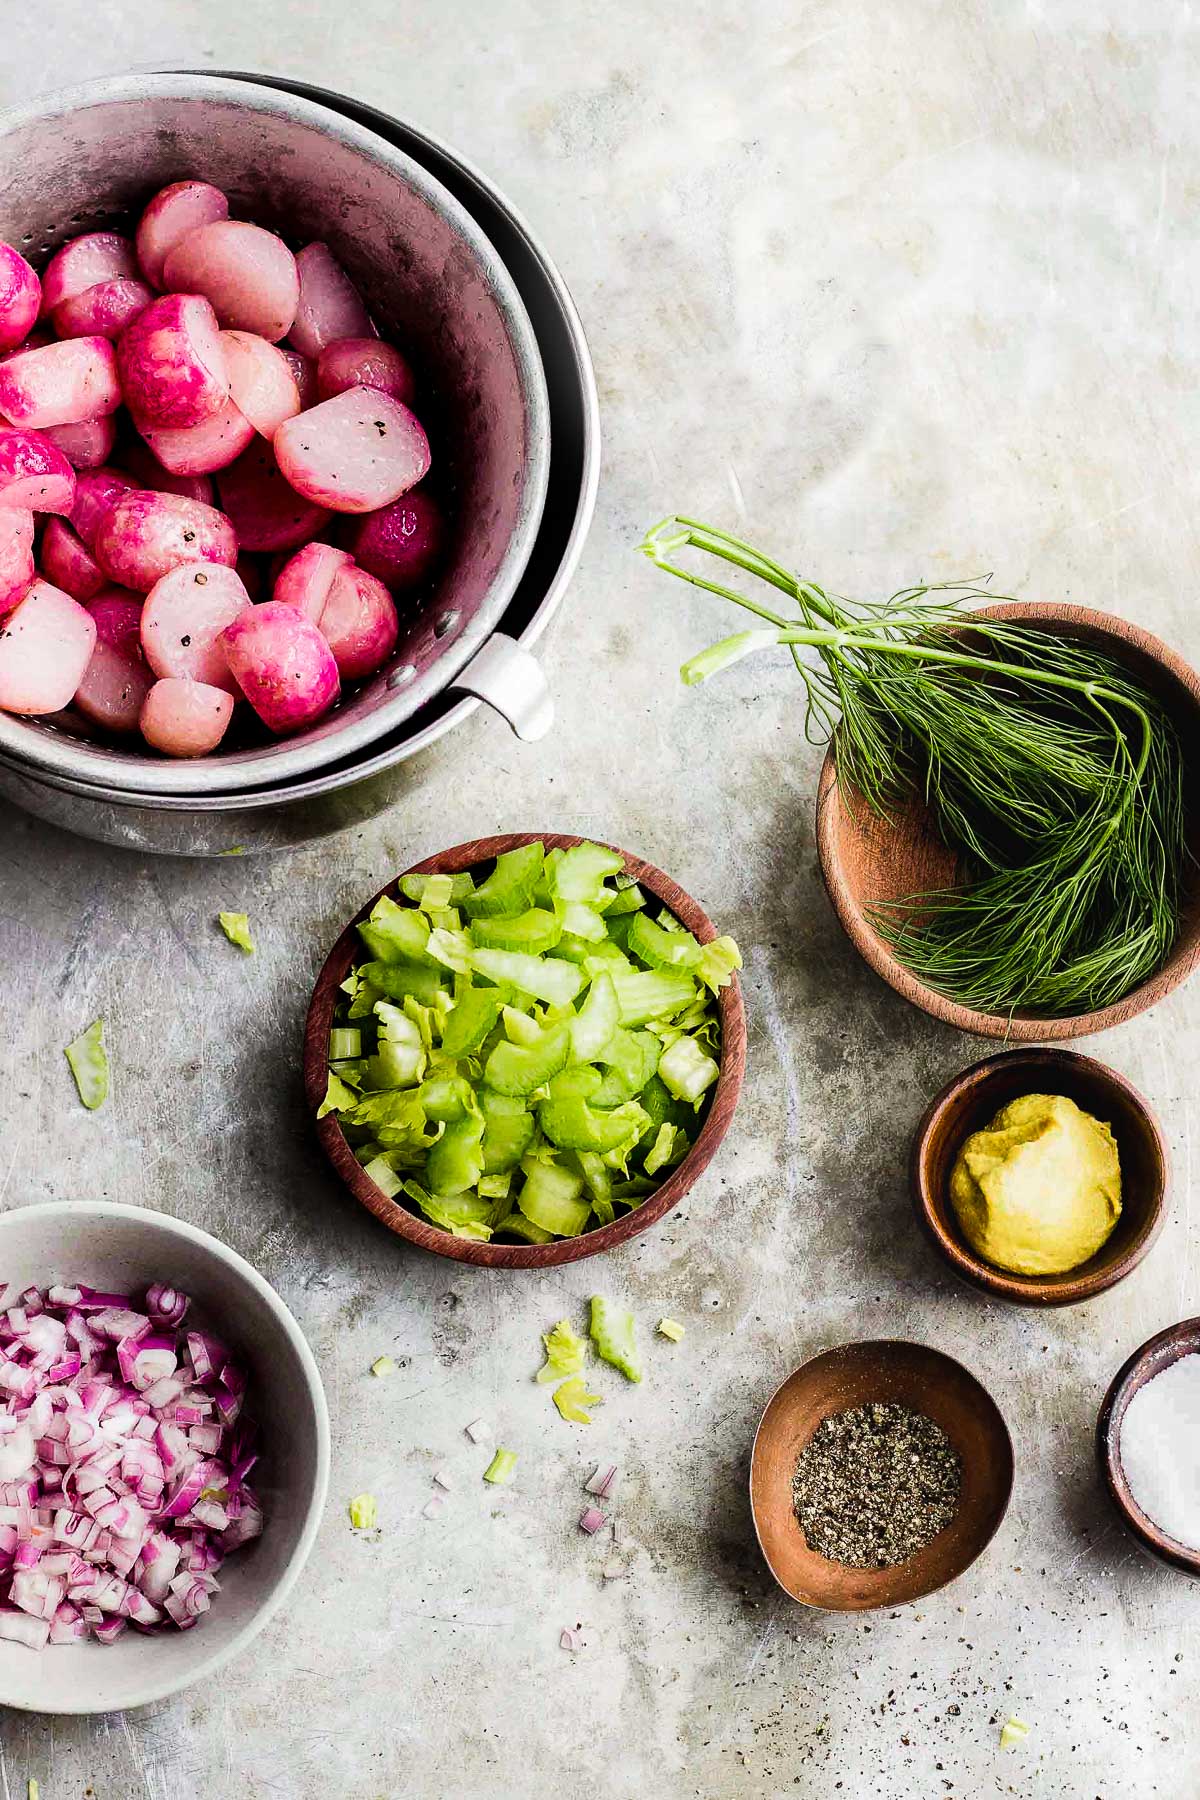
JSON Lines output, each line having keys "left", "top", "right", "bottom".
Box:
{"left": 1097, "top": 1318, "right": 1200, "bottom": 1577}
{"left": 815, "top": 601, "right": 1200, "bottom": 1039}
{"left": 303, "top": 832, "right": 746, "bottom": 1267}
{"left": 749, "top": 1340, "right": 1013, "bottom": 1610}
{"left": 911, "top": 1048, "right": 1169, "bottom": 1306}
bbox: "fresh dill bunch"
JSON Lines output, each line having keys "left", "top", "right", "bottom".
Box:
{"left": 640, "top": 517, "right": 1186, "bottom": 1016}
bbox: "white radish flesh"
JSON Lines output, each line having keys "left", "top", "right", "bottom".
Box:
{"left": 273, "top": 540, "right": 351, "bottom": 623}
{"left": 74, "top": 591, "right": 152, "bottom": 732}
{"left": 136, "top": 181, "right": 230, "bottom": 289}
{"left": 0, "top": 508, "right": 34, "bottom": 612}
{"left": 41, "top": 234, "right": 137, "bottom": 312}
{"left": 70, "top": 466, "right": 137, "bottom": 548}
{"left": 0, "top": 580, "right": 97, "bottom": 713}
{"left": 0, "top": 247, "right": 41, "bottom": 354}
{"left": 274, "top": 389, "right": 430, "bottom": 515}
{"left": 216, "top": 441, "right": 329, "bottom": 552}
{"left": 341, "top": 489, "right": 444, "bottom": 592}
{"left": 137, "top": 398, "right": 255, "bottom": 477}
{"left": 317, "top": 564, "right": 399, "bottom": 679}
{"left": 118, "top": 440, "right": 213, "bottom": 506}
{"left": 0, "top": 337, "right": 121, "bottom": 429}
{"left": 220, "top": 600, "right": 340, "bottom": 734}
{"left": 290, "top": 244, "right": 374, "bottom": 358}
{"left": 95, "top": 491, "right": 238, "bottom": 594}
{"left": 140, "top": 676, "right": 233, "bottom": 756}
{"left": 221, "top": 331, "right": 301, "bottom": 436}
{"left": 117, "top": 294, "right": 230, "bottom": 428}
{"left": 0, "top": 429, "right": 76, "bottom": 514}
{"left": 40, "top": 517, "right": 107, "bottom": 601}
{"left": 317, "top": 337, "right": 415, "bottom": 406}
{"left": 42, "top": 415, "right": 117, "bottom": 471}
{"left": 140, "top": 561, "right": 249, "bottom": 690}
{"left": 163, "top": 223, "right": 299, "bottom": 343}
{"left": 52, "top": 277, "right": 154, "bottom": 343}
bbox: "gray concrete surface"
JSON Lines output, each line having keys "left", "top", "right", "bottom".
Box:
{"left": 2, "top": 2, "right": 1199, "bottom": 1794}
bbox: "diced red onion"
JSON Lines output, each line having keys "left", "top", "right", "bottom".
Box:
{"left": 145, "top": 1285, "right": 189, "bottom": 1329}
{"left": 579, "top": 1506, "right": 607, "bottom": 1535}
{"left": 0, "top": 1608, "right": 50, "bottom": 1648}
{"left": 432, "top": 1466, "right": 453, "bottom": 1491}
{"left": 421, "top": 1494, "right": 445, "bottom": 1520}
{"left": 584, "top": 1464, "right": 619, "bottom": 1500}
{"left": 559, "top": 1627, "right": 579, "bottom": 1651}
{"left": 464, "top": 1418, "right": 491, "bottom": 1444}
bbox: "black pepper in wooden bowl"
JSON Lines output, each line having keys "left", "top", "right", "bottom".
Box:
{"left": 791, "top": 1401, "right": 962, "bottom": 1567}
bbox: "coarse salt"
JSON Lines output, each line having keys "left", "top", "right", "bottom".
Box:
{"left": 1119, "top": 1352, "right": 1200, "bottom": 1551}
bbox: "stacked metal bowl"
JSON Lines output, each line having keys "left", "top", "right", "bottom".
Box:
{"left": 0, "top": 72, "right": 599, "bottom": 855}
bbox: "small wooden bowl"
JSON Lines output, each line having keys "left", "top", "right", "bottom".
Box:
{"left": 911, "top": 1048, "right": 1169, "bottom": 1307}
{"left": 303, "top": 832, "right": 746, "bottom": 1268}
{"left": 815, "top": 601, "right": 1200, "bottom": 1039}
{"left": 1097, "top": 1319, "right": 1200, "bottom": 1577}
{"left": 749, "top": 1340, "right": 1013, "bottom": 1610}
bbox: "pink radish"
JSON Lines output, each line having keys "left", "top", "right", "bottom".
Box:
{"left": 273, "top": 540, "right": 351, "bottom": 623}
{"left": 274, "top": 388, "right": 430, "bottom": 514}
{"left": 42, "top": 415, "right": 117, "bottom": 471}
{"left": 317, "top": 564, "right": 399, "bottom": 679}
{"left": 317, "top": 337, "right": 415, "bottom": 406}
{"left": 41, "top": 234, "right": 137, "bottom": 313}
{"left": 40, "top": 517, "right": 107, "bottom": 601}
{"left": 341, "top": 489, "right": 443, "bottom": 592}
{"left": 216, "top": 441, "right": 329, "bottom": 552}
{"left": 52, "top": 277, "right": 154, "bottom": 342}
{"left": 74, "top": 591, "right": 153, "bottom": 732}
{"left": 140, "top": 561, "right": 249, "bottom": 690}
{"left": 117, "top": 294, "right": 230, "bottom": 428}
{"left": 0, "top": 428, "right": 76, "bottom": 514}
{"left": 220, "top": 331, "right": 301, "bottom": 435}
{"left": 140, "top": 676, "right": 234, "bottom": 756}
{"left": 220, "top": 600, "right": 340, "bottom": 733}
{"left": 136, "top": 181, "right": 230, "bottom": 289}
{"left": 119, "top": 440, "right": 213, "bottom": 505}
{"left": 163, "top": 223, "right": 299, "bottom": 343}
{"left": 0, "top": 247, "right": 41, "bottom": 354}
{"left": 137, "top": 397, "right": 255, "bottom": 477}
{"left": 0, "top": 337, "right": 121, "bottom": 429}
{"left": 280, "top": 348, "right": 317, "bottom": 409}
{"left": 70, "top": 466, "right": 137, "bottom": 548}
{"left": 290, "top": 244, "right": 374, "bottom": 357}
{"left": 95, "top": 490, "right": 238, "bottom": 593}
{"left": 0, "top": 580, "right": 97, "bottom": 713}
{"left": 0, "top": 508, "right": 34, "bottom": 612}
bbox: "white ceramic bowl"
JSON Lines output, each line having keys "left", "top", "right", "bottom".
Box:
{"left": 0, "top": 1201, "right": 330, "bottom": 1713}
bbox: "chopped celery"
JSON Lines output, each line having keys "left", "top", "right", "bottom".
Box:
{"left": 502, "top": 1005, "right": 543, "bottom": 1046}
{"left": 371, "top": 1355, "right": 397, "bottom": 1377}
{"left": 575, "top": 1151, "right": 613, "bottom": 1206}
{"left": 329, "top": 1027, "right": 362, "bottom": 1061}
{"left": 218, "top": 911, "right": 255, "bottom": 953}
{"left": 609, "top": 967, "right": 698, "bottom": 1026}
{"left": 558, "top": 901, "right": 607, "bottom": 941}
{"left": 347, "top": 980, "right": 384, "bottom": 1020}
{"left": 472, "top": 908, "right": 562, "bottom": 953}
{"left": 329, "top": 1058, "right": 367, "bottom": 1086}
{"left": 365, "top": 1038, "right": 424, "bottom": 1090}
{"left": 357, "top": 896, "right": 431, "bottom": 965}
{"left": 552, "top": 841, "right": 624, "bottom": 902}
{"left": 696, "top": 934, "right": 743, "bottom": 992}
{"left": 363, "top": 1154, "right": 403, "bottom": 1198}
{"left": 412, "top": 1187, "right": 493, "bottom": 1239}
{"left": 462, "top": 843, "right": 544, "bottom": 918}
{"left": 627, "top": 912, "right": 700, "bottom": 969}
{"left": 419, "top": 1072, "right": 477, "bottom": 1121}
{"left": 644, "top": 1122, "right": 687, "bottom": 1175}
{"left": 658, "top": 1035, "right": 720, "bottom": 1104}
{"left": 484, "top": 1024, "right": 570, "bottom": 1096}
{"left": 536, "top": 1318, "right": 587, "bottom": 1383}
{"left": 426, "top": 1114, "right": 485, "bottom": 1194}
{"left": 518, "top": 1158, "right": 590, "bottom": 1236}
{"left": 591, "top": 1197, "right": 616, "bottom": 1227}
{"left": 64, "top": 1018, "right": 109, "bottom": 1110}
{"left": 349, "top": 1493, "right": 377, "bottom": 1530}
{"left": 538, "top": 1095, "right": 649, "bottom": 1155}
{"left": 480, "top": 1093, "right": 536, "bottom": 1174}
{"left": 553, "top": 1377, "right": 603, "bottom": 1423}
{"left": 657, "top": 1318, "right": 686, "bottom": 1342}
{"left": 400, "top": 871, "right": 475, "bottom": 905}
{"left": 426, "top": 927, "right": 474, "bottom": 973}
{"left": 440, "top": 988, "right": 503, "bottom": 1056}
{"left": 414, "top": 873, "right": 455, "bottom": 911}
{"left": 492, "top": 1212, "right": 553, "bottom": 1244}
{"left": 470, "top": 948, "right": 583, "bottom": 1007}
{"left": 318, "top": 1070, "right": 358, "bottom": 1118}
{"left": 478, "top": 1171, "right": 511, "bottom": 1201}
{"left": 483, "top": 1447, "right": 517, "bottom": 1484}
{"left": 360, "top": 961, "right": 448, "bottom": 1006}
{"left": 569, "top": 971, "right": 620, "bottom": 1062}
{"left": 593, "top": 1030, "right": 660, "bottom": 1104}
{"left": 604, "top": 880, "right": 647, "bottom": 916}
{"left": 589, "top": 1296, "right": 642, "bottom": 1382}
{"left": 999, "top": 1717, "right": 1029, "bottom": 1750}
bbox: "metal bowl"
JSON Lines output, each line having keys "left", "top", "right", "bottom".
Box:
{"left": 0, "top": 73, "right": 550, "bottom": 795}
{"left": 0, "top": 75, "right": 599, "bottom": 855}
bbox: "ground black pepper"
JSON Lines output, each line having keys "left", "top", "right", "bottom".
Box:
{"left": 792, "top": 1402, "right": 962, "bottom": 1567}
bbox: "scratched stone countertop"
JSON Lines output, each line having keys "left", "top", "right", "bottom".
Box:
{"left": 2, "top": 3, "right": 1199, "bottom": 1796}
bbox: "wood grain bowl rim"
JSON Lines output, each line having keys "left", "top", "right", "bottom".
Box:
{"left": 1096, "top": 1317, "right": 1200, "bottom": 1578}
{"left": 748, "top": 1339, "right": 1015, "bottom": 1611}
{"left": 302, "top": 831, "right": 746, "bottom": 1267}
{"left": 815, "top": 600, "right": 1200, "bottom": 1041}
{"left": 910, "top": 1048, "right": 1170, "bottom": 1307}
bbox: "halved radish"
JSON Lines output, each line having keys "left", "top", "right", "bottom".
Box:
{"left": 290, "top": 244, "right": 374, "bottom": 357}
{"left": 273, "top": 389, "right": 430, "bottom": 515}
{"left": 136, "top": 397, "right": 255, "bottom": 477}
{"left": 0, "top": 429, "right": 76, "bottom": 514}
{"left": 273, "top": 540, "right": 351, "bottom": 623}
{"left": 136, "top": 181, "right": 230, "bottom": 289}
{"left": 140, "top": 560, "right": 249, "bottom": 691}
{"left": 0, "top": 337, "right": 121, "bottom": 429}
{"left": 52, "top": 277, "right": 154, "bottom": 342}
{"left": 317, "top": 564, "right": 399, "bottom": 679}
{"left": 75, "top": 590, "right": 153, "bottom": 732}
{"left": 0, "top": 508, "right": 34, "bottom": 612}
{"left": 95, "top": 491, "right": 238, "bottom": 593}
{"left": 118, "top": 440, "right": 214, "bottom": 506}
{"left": 40, "top": 517, "right": 107, "bottom": 601}
{"left": 221, "top": 331, "right": 301, "bottom": 436}
{"left": 42, "top": 415, "right": 117, "bottom": 471}
{"left": 280, "top": 347, "right": 317, "bottom": 409}
{"left": 340, "top": 489, "right": 443, "bottom": 592}
{"left": 317, "top": 337, "right": 415, "bottom": 406}
{"left": 0, "top": 247, "right": 41, "bottom": 354}
{"left": 220, "top": 600, "right": 340, "bottom": 734}
{"left": 70, "top": 466, "right": 137, "bottom": 548}
{"left": 140, "top": 676, "right": 234, "bottom": 756}
{"left": 216, "top": 441, "right": 330, "bottom": 552}
{"left": 117, "top": 294, "right": 230, "bottom": 428}
{"left": 41, "top": 234, "right": 137, "bottom": 313}
{"left": 0, "top": 580, "right": 97, "bottom": 713}
{"left": 163, "top": 223, "right": 299, "bottom": 343}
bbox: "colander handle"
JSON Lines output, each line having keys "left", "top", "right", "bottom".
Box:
{"left": 450, "top": 633, "right": 554, "bottom": 742}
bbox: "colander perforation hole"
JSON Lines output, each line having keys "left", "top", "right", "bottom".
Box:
{"left": 433, "top": 611, "right": 460, "bottom": 641}
{"left": 387, "top": 664, "right": 417, "bottom": 691}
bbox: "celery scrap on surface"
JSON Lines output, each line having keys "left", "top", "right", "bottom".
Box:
{"left": 553, "top": 1377, "right": 604, "bottom": 1423}
{"left": 64, "top": 1018, "right": 108, "bottom": 1110}
{"left": 217, "top": 910, "right": 255, "bottom": 953}
{"left": 370, "top": 1355, "right": 397, "bottom": 1378}
{"left": 589, "top": 1296, "right": 643, "bottom": 1382}
{"left": 657, "top": 1318, "right": 686, "bottom": 1342}
{"left": 999, "top": 1717, "right": 1029, "bottom": 1749}
{"left": 483, "top": 1448, "right": 518, "bottom": 1484}
{"left": 348, "top": 1493, "right": 378, "bottom": 1530}
{"left": 536, "top": 1319, "right": 587, "bottom": 1384}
